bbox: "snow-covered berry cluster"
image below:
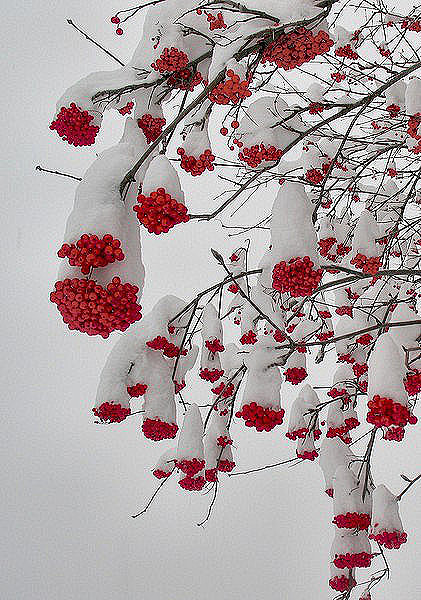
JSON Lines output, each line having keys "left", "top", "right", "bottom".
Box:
{"left": 272, "top": 256, "right": 323, "bottom": 297}
{"left": 57, "top": 233, "right": 124, "bottom": 275}
{"left": 137, "top": 114, "right": 166, "bottom": 143}
{"left": 238, "top": 143, "right": 282, "bottom": 168}
{"left": 50, "top": 277, "right": 142, "bottom": 338}
{"left": 261, "top": 28, "right": 333, "bottom": 70}
{"left": 209, "top": 70, "right": 251, "bottom": 105}
{"left": 133, "top": 188, "right": 189, "bottom": 234}
{"left": 177, "top": 147, "right": 215, "bottom": 176}
{"left": 235, "top": 402, "right": 285, "bottom": 432}
{"left": 50, "top": 103, "right": 99, "bottom": 146}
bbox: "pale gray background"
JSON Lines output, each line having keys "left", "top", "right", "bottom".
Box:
{"left": 1, "top": 1, "right": 420, "bottom": 599}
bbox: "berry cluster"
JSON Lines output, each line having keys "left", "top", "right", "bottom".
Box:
{"left": 176, "top": 458, "right": 205, "bottom": 477}
{"left": 305, "top": 168, "right": 325, "bottom": 184}
{"left": 261, "top": 28, "right": 333, "bottom": 70}
{"left": 286, "top": 427, "right": 322, "bottom": 441}
{"left": 272, "top": 256, "right": 323, "bottom": 297}
{"left": 151, "top": 47, "right": 189, "bottom": 73}
{"left": 202, "top": 10, "right": 227, "bottom": 31}
{"left": 137, "top": 114, "right": 166, "bottom": 143}
{"left": 369, "top": 530, "right": 407, "bottom": 549}
{"left": 407, "top": 113, "right": 421, "bottom": 153}
{"left": 353, "top": 362, "right": 368, "bottom": 378}
{"left": 146, "top": 335, "right": 186, "bottom": 358}
{"left": 177, "top": 147, "right": 215, "bottom": 176}
{"left": 367, "top": 395, "right": 416, "bottom": 429}
{"left": 118, "top": 101, "right": 134, "bottom": 115}
{"left": 402, "top": 19, "right": 421, "bottom": 32}
{"left": 297, "top": 448, "right": 318, "bottom": 461}
{"left": 57, "top": 233, "right": 124, "bottom": 275}
{"left": 240, "top": 330, "right": 257, "bottom": 345}
{"left": 217, "top": 435, "right": 232, "bottom": 447}
{"left": 309, "top": 102, "right": 324, "bottom": 114}
{"left": 356, "top": 334, "right": 373, "bottom": 346}
{"left": 284, "top": 367, "right": 308, "bottom": 385}
{"left": 336, "top": 306, "right": 353, "bottom": 317}
{"left": 333, "top": 552, "right": 372, "bottom": 569}
{"left": 50, "top": 103, "right": 99, "bottom": 146}
{"left": 142, "top": 417, "right": 178, "bottom": 441}
{"left": 318, "top": 237, "right": 337, "bottom": 258}
{"left": 383, "top": 426, "right": 405, "bottom": 442}
{"left": 127, "top": 383, "right": 148, "bottom": 397}
{"left": 168, "top": 69, "right": 203, "bottom": 91}
{"left": 329, "top": 575, "right": 355, "bottom": 592}
{"left": 179, "top": 475, "right": 205, "bottom": 491}
{"left": 335, "top": 44, "right": 359, "bottom": 59}
{"left": 200, "top": 368, "right": 224, "bottom": 382}
{"left": 350, "top": 253, "right": 381, "bottom": 275}
{"left": 404, "top": 370, "right": 421, "bottom": 396}
{"left": 331, "top": 72, "right": 346, "bottom": 82}
{"left": 50, "top": 277, "right": 141, "bottom": 338}
{"left": 217, "top": 459, "right": 235, "bottom": 472}
{"left": 238, "top": 143, "right": 282, "bottom": 168}
{"left": 228, "top": 283, "right": 239, "bottom": 293}
{"left": 333, "top": 513, "right": 371, "bottom": 530}
{"left": 205, "top": 339, "right": 225, "bottom": 354}
{"left": 153, "top": 468, "right": 172, "bottom": 479}
{"left": 235, "top": 402, "right": 285, "bottom": 432}
{"left": 386, "top": 104, "right": 401, "bottom": 117}
{"left": 205, "top": 468, "right": 218, "bottom": 482}
{"left": 208, "top": 70, "right": 251, "bottom": 105}
{"left": 134, "top": 188, "right": 189, "bottom": 234}
{"left": 212, "top": 382, "right": 234, "bottom": 398}
{"left": 92, "top": 402, "right": 130, "bottom": 423}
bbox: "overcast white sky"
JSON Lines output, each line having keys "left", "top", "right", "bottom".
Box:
{"left": 1, "top": 1, "right": 420, "bottom": 599}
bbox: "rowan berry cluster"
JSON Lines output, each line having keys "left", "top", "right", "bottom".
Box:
{"left": 401, "top": 18, "right": 421, "bottom": 32}
{"left": 329, "top": 575, "right": 355, "bottom": 592}
{"left": 176, "top": 458, "right": 205, "bottom": 477}
{"left": 286, "top": 427, "right": 321, "bottom": 441}
{"left": 284, "top": 367, "right": 308, "bottom": 385}
{"left": 141, "top": 417, "right": 178, "bottom": 441}
{"left": 211, "top": 382, "right": 234, "bottom": 398}
{"left": 199, "top": 368, "right": 224, "bottom": 382}
{"left": 367, "top": 395, "right": 416, "bottom": 429}
{"left": 146, "top": 335, "right": 186, "bottom": 358}
{"left": 50, "top": 103, "right": 100, "bottom": 146}
{"left": 118, "top": 101, "right": 134, "bottom": 115}
{"left": 350, "top": 253, "right": 381, "bottom": 275}
{"left": 50, "top": 277, "right": 142, "bottom": 338}
{"left": 177, "top": 147, "right": 215, "bottom": 176}
{"left": 335, "top": 44, "right": 359, "bottom": 59}
{"left": 309, "top": 102, "right": 324, "bottom": 114}
{"left": 137, "top": 114, "right": 166, "bottom": 143}
{"left": 369, "top": 530, "right": 407, "bottom": 549}
{"left": 179, "top": 475, "right": 205, "bottom": 491}
{"left": 331, "top": 72, "right": 346, "bottom": 82}
{"left": 235, "top": 402, "right": 285, "bottom": 431}
{"left": 203, "top": 11, "right": 227, "bottom": 31}
{"left": 305, "top": 168, "right": 325, "bottom": 184}
{"left": 208, "top": 70, "right": 251, "bottom": 105}
{"left": 133, "top": 188, "right": 189, "bottom": 234}
{"left": 296, "top": 448, "right": 318, "bottom": 461}
{"left": 272, "top": 256, "right": 323, "bottom": 297}
{"left": 238, "top": 143, "right": 282, "bottom": 168}
{"left": 127, "top": 383, "right": 148, "bottom": 397}
{"left": 217, "top": 435, "right": 232, "bottom": 447}
{"left": 261, "top": 28, "right": 333, "bottom": 70}
{"left": 92, "top": 402, "right": 131, "bottom": 423}
{"left": 217, "top": 459, "right": 235, "bottom": 472}
{"left": 333, "top": 551, "right": 372, "bottom": 569}
{"left": 404, "top": 370, "right": 421, "bottom": 396}
{"left": 153, "top": 468, "right": 172, "bottom": 479}
{"left": 151, "top": 47, "right": 189, "bottom": 73}
{"left": 386, "top": 104, "right": 401, "bottom": 117}
{"left": 240, "top": 330, "right": 257, "bottom": 345}
{"left": 205, "top": 339, "right": 225, "bottom": 353}
{"left": 333, "top": 512, "right": 371, "bottom": 530}
{"left": 57, "top": 234, "right": 124, "bottom": 275}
